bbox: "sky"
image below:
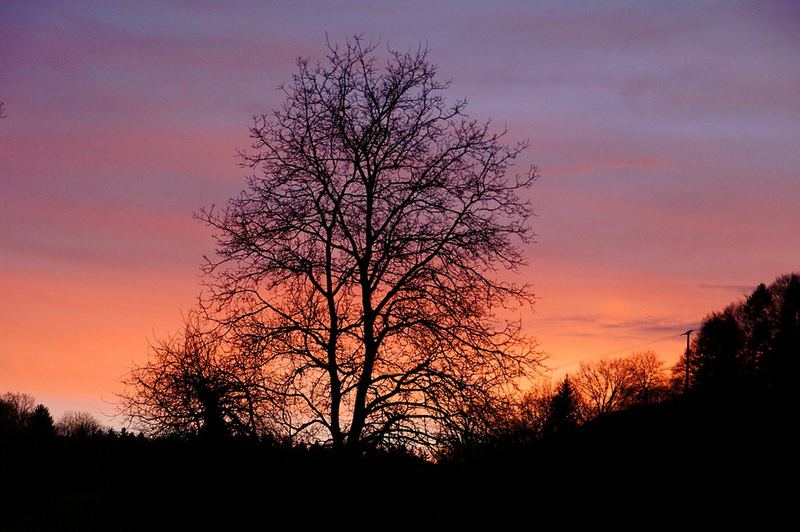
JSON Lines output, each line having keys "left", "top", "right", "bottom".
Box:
{"left": 2, "top": 0, "right": 799, "bottom": 423}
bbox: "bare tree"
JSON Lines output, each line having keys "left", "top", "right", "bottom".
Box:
{"left": 574, "top": 352, "right": 669, "bottom": 420}
{"left": 627, "top": 351, "right": 668, "bottom": 405}
{"left": 0, "top": 392, "right": 36, "bottom": 434}
{"left": 55, "top": 411, "right": 104, "bottom": 438}
{"left": 199, "top": 36, "right": 541, "bottom": 451}
{"left": 0, "top": 101, "right": 6, "bottom": 119}
{"left": 573, "top": 357, "right": 636, "bottom": 419}
{"left": 0, "top": 392, "right": 36, "bottom": 419}
{"left": 119, "top": 313, "right": 273, "bottom": 439}
{"left": 515, "top": 381, "right": 555, "bottom": 437}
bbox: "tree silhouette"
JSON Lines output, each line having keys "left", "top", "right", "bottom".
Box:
{"left": 573, "top": 357, "right": 636, "bottom": 419}
{"left": 572, "top": 352, "right": 669, "bottom": 420}
{"left": 55, "top": 411, "right": 104, "bottom": 438}
{"left": 670, "top": 351, "right": 691, "bottom": 392}
{"left": 768, "top": 273, "right": 800, "bottom": 395}
{"left": 26, "top": 404, "right": 55, "bottom": 439}
{"left": 0, "top": 392, "right": 36, "bottom": 435}
{"left": 543, "top": 377, "right": 579, "bottom": 435}
{"left": 691, "top": 307, "right": 743, "bottom": 394}
{"left": 1, "top": 392, "right": 35, "bottom": 418}
{"left": 627, "top": 351, "right": 668, "bottom": 405}
{"left": 119, "top": 313, "right": 273, "bottom": 440}
{"left": 198, "top": 36, "right": 541, "bottom": 451}
{"left": 515, "top": 381, "right": 555, "bottom": 437}
{"left": 673, "top": 272, "right": 800, "bottom": 397}
{"left": 739, "top": 283, "right": 773, "bottom": 384}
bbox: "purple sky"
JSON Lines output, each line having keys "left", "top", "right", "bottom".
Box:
{"left": 1, "top": 0, "right": 799, "bottom": 423}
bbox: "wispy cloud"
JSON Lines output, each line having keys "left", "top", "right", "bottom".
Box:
{"left": 697, "top": 283, "right": 754, "bottom": 294}
{"left": 545, "top": 155, "right": 671, "bottom": 177}
{"left": 535, "top": 312, "right": 697, "bottom": 336}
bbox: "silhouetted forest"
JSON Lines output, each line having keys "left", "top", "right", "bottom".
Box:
{"left": 3, "top": 273, "right": 797, "bottom": 529}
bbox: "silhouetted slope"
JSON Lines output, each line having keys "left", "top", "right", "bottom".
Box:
{"left": 439, "top": 392, "right": 796, "bottom": 527}
{"left": 1, "top": 391, "right": 795, "bottom": 530}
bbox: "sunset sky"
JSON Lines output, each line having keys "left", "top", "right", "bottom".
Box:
{"left": 2, "top": 0, "right": 799, "bottom": 423}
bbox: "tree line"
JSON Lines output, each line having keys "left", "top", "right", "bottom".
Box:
{"left": 3, "top": 273, "right": 796, "bottom": 528}
{"left": 112, "top": 272, "right": 799, "bottom": 458}
{"left": 446, "top": 272, "right": 800, "bottom": 453}
{"left": 0, "top": 392, "right": 108, "bottom": 440}
{"left": 679, "top": 272, "right": 800, "bottom": 397}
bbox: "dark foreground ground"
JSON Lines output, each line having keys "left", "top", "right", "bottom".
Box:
{"left": 1, "top": 395, "right": 796, "bottom": 530}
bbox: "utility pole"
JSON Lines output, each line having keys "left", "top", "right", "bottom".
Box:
{"left": 680, "top": 329, "right": 693, "bottom": 394}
